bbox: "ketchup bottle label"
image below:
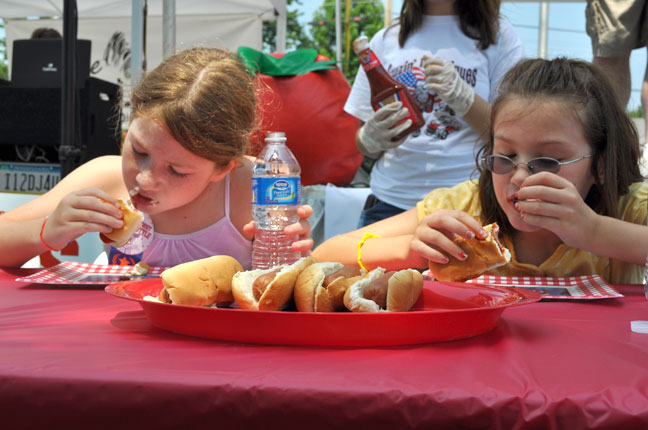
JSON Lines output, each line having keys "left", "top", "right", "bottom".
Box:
{"left": 358, "top": 49, "right": 380, "bottom": 73}
{"left": 374, "top": 89, "right": 420, "bottom": 126}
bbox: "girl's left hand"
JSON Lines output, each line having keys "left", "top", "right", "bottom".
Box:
{"left": 514, "top": 172, "right": 599, "bottom": 249}
{"left": 285, "top": 204, "right": 314, "bottom": 256}
{"left": 243, "top": 204, "right": 314, "bottom": 257}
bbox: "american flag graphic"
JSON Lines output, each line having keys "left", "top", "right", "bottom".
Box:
{"left": 396, "top": 66, "right": 426, "bottom": 89}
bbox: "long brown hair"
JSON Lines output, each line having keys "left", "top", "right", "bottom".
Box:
{"left": 130, "top": 48, "right": 256, "bottom": 167}
{"left": 476, "top": 57, "right": 643, "bottom": 237}
{"left": 397, "top": 0, "right": 501, "bottom": 49}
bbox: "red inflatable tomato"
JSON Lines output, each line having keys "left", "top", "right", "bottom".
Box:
{"left": 241, "top": 48, "right": 362, "bottom": 186}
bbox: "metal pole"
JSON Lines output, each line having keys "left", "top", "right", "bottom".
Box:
{"left": 269, "top": 0, "right": 286, "bottom": 52}
{"left": 60, "top": 0, "right": 81, "bottom": 178}
{"left": 276, "top": 2, "right": 286, "bottom": 52}
{"left": 335, "top": 0, "right": 342, "bottom": 70}
{"left": 385, "top": 0, "right": 392, "bottom": 27}
{"left": 162, "top": 0, "right": 175, "bottom": 59}
{"left": 131, "top": 0, "right": 146, "bottom": 86}
{"left": 538, "top": 2, "right": 549, "bottom": 59}
{"left": 344, "top": 0, "right": 352, "bottom": 74}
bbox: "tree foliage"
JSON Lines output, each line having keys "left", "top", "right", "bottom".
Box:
{"left": 309, "top": 0, "right": 385, "bottom": 82}
{"left": 262, "top": 0, "right": 385, "bottom": 83}
{"left": 0, "top": 20, "right": 7, "bottom": 80}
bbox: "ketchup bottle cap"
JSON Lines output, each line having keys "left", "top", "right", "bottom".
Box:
{"left": 353, "top": 36, "right": 369, "bottom": 53}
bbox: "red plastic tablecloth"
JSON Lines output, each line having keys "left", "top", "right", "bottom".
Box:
{"left": 1, "top": 267, "right": 647, "bottom": 429}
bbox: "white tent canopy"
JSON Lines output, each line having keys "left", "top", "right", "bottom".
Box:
{"left": 1, "top": 0, "right": 279, "bottom": 18}
{"left": 3, "top": 0, "right": 286, "bottom": 86}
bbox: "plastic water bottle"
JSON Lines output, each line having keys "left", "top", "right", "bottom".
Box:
{"left": 252, "top": 131, "right": 302, "bottom": 269}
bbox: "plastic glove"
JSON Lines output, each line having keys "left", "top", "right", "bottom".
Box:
{"left": 423, "top": 56, "right": 475, "bottom": 117}
{"left": 358, "top": 102, "right": 412, "bottom": 156}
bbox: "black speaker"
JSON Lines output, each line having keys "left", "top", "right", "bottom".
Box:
{"left": 0, "top": 77, "right": 122, "bottom": 165}
{"left": 80, "top": 78, "right": 122, "bottom": 163}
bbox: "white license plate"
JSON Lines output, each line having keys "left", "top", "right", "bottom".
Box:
{"left": 0, "top": 163, "right": 61, "bottom": 194}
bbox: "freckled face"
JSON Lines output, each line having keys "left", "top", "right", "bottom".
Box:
{"left": 490, "top": 98, "right": 596, "bottom": 232}
{"left": 121, "top": 116, "right": 220, "bottom": 215}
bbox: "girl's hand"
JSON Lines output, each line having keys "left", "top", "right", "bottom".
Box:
{"left": 514, "top": 172, "right": 599, "bottom": 249}
{"left": 41, "top": 188, "right": 125, "bottom": 250}
{"left": 242, "top": 204, "right": 315, "bottom": 257}
{"left": 409, "top": 209, "right": 486, "bottom": 264}
{"left": 286, "top": 205, "right": 314, "bottom": 256}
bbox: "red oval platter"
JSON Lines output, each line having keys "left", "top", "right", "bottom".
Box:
{"left": 105, "top": 278, "right": 541, "bottom": 346}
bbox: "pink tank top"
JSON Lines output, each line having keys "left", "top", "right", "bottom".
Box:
{"left": 142, "top": 174, "right": 253, "bottom": 269}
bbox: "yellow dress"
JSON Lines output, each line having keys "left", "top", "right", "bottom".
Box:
{"left": 416, "top": 180, "right": 648, "bottom": 284}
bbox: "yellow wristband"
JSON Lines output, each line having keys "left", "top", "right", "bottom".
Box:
{"left": 357, "top": 232, "right": 380, "bottom": 272}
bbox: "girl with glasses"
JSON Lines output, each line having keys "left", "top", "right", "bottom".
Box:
{"left": 313, "top": 57, "right": 648, "bottom": 284}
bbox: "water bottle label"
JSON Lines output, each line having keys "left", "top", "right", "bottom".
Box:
{"left": 252, "top": 177, "right": 300, "bottom": 205}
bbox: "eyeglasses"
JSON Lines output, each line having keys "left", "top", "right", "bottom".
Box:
{"left": 481, "top": 153, "right": 593, "bottom": 175}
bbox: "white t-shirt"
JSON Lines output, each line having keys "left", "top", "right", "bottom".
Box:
{"left": 345, "top": 16, "right": 525, "bottom": 209}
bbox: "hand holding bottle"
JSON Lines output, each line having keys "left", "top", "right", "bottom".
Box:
{"left": 357, "top": 102, "right": 412, "bottom": 156}
{"left": 244, "top": 204, "right": 314, "bottom": 257}
{"left": 423, "top": 56, "right": 475, "bottom": 117}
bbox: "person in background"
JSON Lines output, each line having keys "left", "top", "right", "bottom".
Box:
{"left": 314, "top": 58, "right": 648, "bottom": 285}
{"left": 0, "top": 48, "right": 313, "bottom": 269}
{"left": 345, "top": 0, "right": 524, "bottom": 227}
{"left": 586, "top": 0, "right": 648, "bottom": 147}
{"left": 30, "top": 28, "right": 62, "bottom": 39}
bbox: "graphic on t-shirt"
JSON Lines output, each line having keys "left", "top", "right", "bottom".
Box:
{"left": 395, "top": 66, "right": 426, "bottom": 88}
{"left": 393, "top": 61, "right": 469, "bottom": 140}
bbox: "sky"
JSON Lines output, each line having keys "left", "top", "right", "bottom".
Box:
{"left": 295, "top": 0, "right": 646, "bottom": 111}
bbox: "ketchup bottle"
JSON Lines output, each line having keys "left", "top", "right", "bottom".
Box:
{"left": 353, "top": 35, "right": 424, "bottom": 141}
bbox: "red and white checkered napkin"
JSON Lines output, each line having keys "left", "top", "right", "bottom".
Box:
{"left": 467, "top": 275, "right": 623, "bottom": 299}
{"left": 15, "top": 261, "right": 168, "bottom": 285}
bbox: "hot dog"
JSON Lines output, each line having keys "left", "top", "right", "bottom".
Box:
{"left": 99, "top": 199, "right": 144, "bottom": 247}
{"left": 294, "top": 262, "right": 366, "bottom": 312}
{"left": 361, "top": 270, "right": 393, "bottom": 309}
{"left": 427, "top": 222, "right": 511, "bottom": 282}
{"left": 231, "top": 256, "right": 317, "bottom": 311}
{"left": 252, "top": 268, "right": 282, "bottom": 301}
{"left": 158, "top": 255, "right": 244, "bottom": 307}
{"left": 343, "top": 267, "right": 423, "bottom": 312}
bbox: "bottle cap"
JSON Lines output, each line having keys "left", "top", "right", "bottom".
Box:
{"left": 265, "top": 131, "right": 287, "bottom": 144}
{"left": 353, "top": 36, "right": 369, "bottom": 54}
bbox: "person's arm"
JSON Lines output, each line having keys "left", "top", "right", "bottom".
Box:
{"left": 0, "top": 156, "right": 126, "bottom": 267}
{"left": 312, "top": 208, "right": 426, "bottom": 271}
{"left": 461, "top": 94, "right": 491, "bottom": 139}
{"left": 586, "top": 215, "right": 648, "bottom": 265}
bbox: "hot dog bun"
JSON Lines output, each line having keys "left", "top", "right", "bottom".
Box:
{"left": 158, "top": 255, "right": 243, "bottom": 306}
{"left": 428, "top": 222, "right": 511, "bottom": 282}
{"left": 100, "top": 199, "right": 144, "bottom": 247}
{"left": 343, "top": 267, "right": 423, "bottom": 312}
{"left": 294, "top": 262, "right": 367, "bottom": 312}
{"left": 231, "top": 256, "right": 317, "bottom": 311}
